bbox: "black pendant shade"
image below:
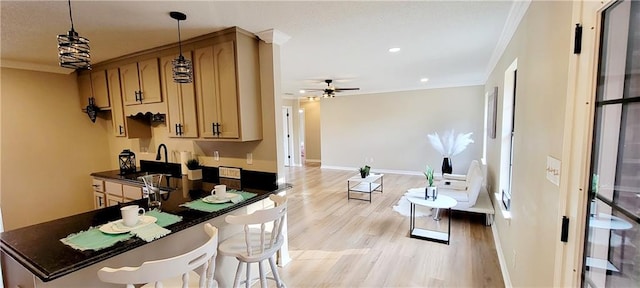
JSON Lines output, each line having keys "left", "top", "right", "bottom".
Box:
{"left": 170, "top": 11, "right": 193, "bottom": 83}
{"left": 57, "top": 0, "right": 91, "bottom": 70}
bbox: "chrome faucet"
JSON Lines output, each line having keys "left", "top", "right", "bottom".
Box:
{"left": 156, "top": 144, "right": 168, "bottom": 164}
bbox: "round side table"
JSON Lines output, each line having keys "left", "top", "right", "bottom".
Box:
{"left": 406, "top": 193, "right": 457, "bottom": 245}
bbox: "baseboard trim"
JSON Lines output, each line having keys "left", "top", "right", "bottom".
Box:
{"left": 305, "top": 159, "right": 321, "bottom": 163}
{"left": 320, "top": 165, "right": 422, "bottom": 176}
{"left": 492, "top": 224, "right": 513, "bottom": 288}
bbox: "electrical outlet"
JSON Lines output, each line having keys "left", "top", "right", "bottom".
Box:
{"left": 214, "top": 151, "right": 219, "bottom": 161}
{"left": 247, "top": 153, "right": 253, "bottom": 165}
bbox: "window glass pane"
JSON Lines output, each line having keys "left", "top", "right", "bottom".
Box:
{"left": 584, "top": 203, "right": 639, "bottom": 287}
{"left": 597, "top": 0, "right": 631, "bottom": 101}
{"left": 592, "top": 104, "right": 622, "bottom": 203}
{"left": 615, "top": 102, "right": 640, "bottom": 212}
{"left": 624, "top": 0, "right": 640, "bottom": 98}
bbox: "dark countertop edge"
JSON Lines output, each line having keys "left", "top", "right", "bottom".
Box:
{"left": 1, "top": 184, "right": 292, "bottom": 282}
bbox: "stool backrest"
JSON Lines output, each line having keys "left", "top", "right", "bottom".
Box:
{"left": 97, "top": 223, "right": 218, "bottom": 288}
{"left": 225, "top": 194, "right": 287, "bottom": 257}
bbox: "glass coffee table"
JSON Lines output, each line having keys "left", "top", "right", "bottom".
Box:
{"left": 406, "top": 189, "right": 457, "bottom": 244}
{"left": 347, "top": 173, "right": 384, "bottom": 202}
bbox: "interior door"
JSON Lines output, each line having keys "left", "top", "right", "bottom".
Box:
{"left": 582, "top": 1, "right": 640, "bottom": 287}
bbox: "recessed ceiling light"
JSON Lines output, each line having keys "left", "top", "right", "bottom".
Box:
{"left": 388, "top": 47, "right": 401, "bottom": 53}
{"left": 420, "top": 78, "right": 429, "bottom": 82}
{"left": 299, "top": 90, "right": 306, "bottom": 94}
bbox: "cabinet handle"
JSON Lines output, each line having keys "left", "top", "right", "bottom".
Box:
{"left": 216, "top": 123, "right": 221, "bottom": 136}
{"left": 175, "top": 124, "right": 180, "bottom": 136}
{"left": 138, "top": 91, "right": 143, "bottom": 102}
{"left": 92, "top": 184, "right": 100, "bottom": 188}
{"left": 118, "top": 125, "right": 124, "bottom": 135}
{"left": 212, "top": 123, "right": 216, "bottom": 136}
{"left": 134, "top": 91, "right": 139, "bottom": 102}
{"left": 179, "top": 124, "right": 184, "bottom": 135}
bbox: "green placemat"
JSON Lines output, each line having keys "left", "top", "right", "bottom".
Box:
{"left": 60, "top": 227, "right": 131, "bottom": 251}
{"left": 60, "top": 210, "right": 183, "bottom": 251}
{"left": 146, "top": 209, "right": 183, "bottom": 227}
{"left": 180, "top": 191, "right": 257, "bottom": 213}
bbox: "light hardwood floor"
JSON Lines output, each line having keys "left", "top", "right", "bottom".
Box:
{"left": 274, "top": 164, "right": 504, "bottom": 288}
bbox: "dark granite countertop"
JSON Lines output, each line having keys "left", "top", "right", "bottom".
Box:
{"left": 0, "top": 174, "right": 290, "bottom": 282}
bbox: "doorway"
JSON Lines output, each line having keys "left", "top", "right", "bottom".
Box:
{"left": 282, "top": 106, "right": 294, "bottom": 167}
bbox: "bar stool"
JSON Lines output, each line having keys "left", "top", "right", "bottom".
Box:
{"left": 97, "top": 223, "right": 219, "bottom": 288}
{"left": 218, "top": 194, "right": 287, "bottom": 288}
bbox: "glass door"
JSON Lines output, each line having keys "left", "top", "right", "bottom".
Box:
{"left": 583, "top": 0, "right": 640, "bottom": 287}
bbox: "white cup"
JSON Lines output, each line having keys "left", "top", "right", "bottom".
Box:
{"left": 213, "top": 184, "right": 227, "bottom": 199}
{"left": 121, "top": 205, "right": 145, "bottom": 227}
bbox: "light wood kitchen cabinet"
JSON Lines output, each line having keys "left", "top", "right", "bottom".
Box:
{"left": 93, "top": 192, "right": 106, "bottom": 209}
{"left": 120, "top": 58, "right": 162, "bottom": 106}
{"left": 161, "top": 53, "right": 198, "bottom": 138}
{"left": 122, "top": 184, "right": 143, "bottom": 201}
{"left": 78, "top": 70, "right": 110, "bottom": 110}
{"left": 194, "top": 34, "right": 262, "bottom": 141}
{"left": 93, "top": 178, "right": 144, "bottom": 209}
{"left": 107, "top": 68, "right": 127, "bottom": 137}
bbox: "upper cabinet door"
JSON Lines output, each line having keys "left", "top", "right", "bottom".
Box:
{"left": 161, "top": 53, "right": 198, "bottom": 138}
{"left": 138, "top": 58, "right": 162, "bottom": 104}
{"left": 120, "top": 62, "right": 140, "bottom": 106}
{"left": 78, "top": 70, "right": 110, "bottom": 110}
{"left": 120, "top": 59, "right": 162, "bottom": 106}
{"left": 214, "top": 41, "right": 240, "bottom": 139}
{"left": 107, "top": 68, "right": 126, "bottom": 137}
{"left": 195, "top": 45, "right": 220, "bottom": 138}
{"left": 90, "top": 70, "right": 110, "bottom": 108}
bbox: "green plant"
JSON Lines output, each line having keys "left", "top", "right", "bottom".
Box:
{"left": 185, "top": 158, "right": 201, "bottom": 170}
{"left": 424, "top": 165, "right": 434, "bottom": 187}
{"left": 359, "top": 165, "right": 371, "bottom": 177}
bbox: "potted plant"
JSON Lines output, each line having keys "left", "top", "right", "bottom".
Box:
{"left": 358, "top": 165, "right": 371, "bottom": 178}
{"left": 424, "top": 165, "right": 437, "bottom": 200}
{"left": 186, "top": 158, "right": 202, "bottom": 180}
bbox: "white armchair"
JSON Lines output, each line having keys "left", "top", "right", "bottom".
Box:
{"left": 434, "top": 160, "right": 495, "bottom": 225}
{"left": 437, "top": 160, "right": 483, "bottom": 209}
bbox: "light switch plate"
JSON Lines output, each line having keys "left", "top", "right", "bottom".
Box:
{"left": 246, "top": 153, "right": 253, "bottom": 165}
{"left": 214, "top": 151, "right": 219, "bottom": 161}
{"left": 546, "top": 156, "right": 561, "bottom": 186}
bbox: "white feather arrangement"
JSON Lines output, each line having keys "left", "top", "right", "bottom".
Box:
{"left": 427, "top": 130, "right": 474, "bottom": 157}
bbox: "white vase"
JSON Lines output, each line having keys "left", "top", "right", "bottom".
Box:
{"left": 187, "top": 169, "right": 202, "bottom": 180}
{"left": 425, "top": 186, "right": 438, "bottom": 200}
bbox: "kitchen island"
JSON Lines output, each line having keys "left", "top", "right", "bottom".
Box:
{"left": 0, "top": 173, "right": 291, "bottom": 287}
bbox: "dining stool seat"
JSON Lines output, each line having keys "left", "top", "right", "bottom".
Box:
{"left": 97, "top": 223, "right": 219, "bottom": 288}
{"left": 218, "top": 194, "right": 287, "bottom": 288}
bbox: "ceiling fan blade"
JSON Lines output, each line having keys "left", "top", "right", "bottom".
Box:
{"left": 301, "top": 88, "right": 326, "bottom": 91}
{"left": 335, "top": 88, "right": 360, "bottom": 91}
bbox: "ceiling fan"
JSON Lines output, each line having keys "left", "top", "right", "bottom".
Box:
{"left": 303, "top": 79, "right": 360, "bottom": 98}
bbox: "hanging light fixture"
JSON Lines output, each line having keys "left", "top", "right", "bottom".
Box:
{"left": 57, "top": 0, "right": 91, "bottom": 70}
{"left": 170, "top": 11, "right": 193, "bottom": 83}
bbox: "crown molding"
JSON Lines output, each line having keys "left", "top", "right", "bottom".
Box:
{"left": 0, "top": 59, "right": 72, "bottom": 75}
{"left": 484, "top": 0, "right": 531, "bottom": 80}
{"left": 256, "top": 29, "right": 291, "bottom": 45}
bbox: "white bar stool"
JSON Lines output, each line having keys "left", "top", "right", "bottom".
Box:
{"left": 97, "top": 223, "right": 219, "bottom": 288}
{"left": 218, "top": 194, "right": 287, "bottom": 288}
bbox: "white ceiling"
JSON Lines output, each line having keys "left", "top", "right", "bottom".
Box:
{"left": 1, "top": 1, "right": 514, "bottom": 99}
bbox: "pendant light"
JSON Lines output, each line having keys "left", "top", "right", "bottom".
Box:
{"left": 170, "top": 11, "right": 193, "bottom": 83}
{"left": 57, "top": 0, "right": 91, "bottom": 70}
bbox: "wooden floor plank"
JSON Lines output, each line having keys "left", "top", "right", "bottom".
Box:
{"left": 271, "top": 164, "right": 504, "bottom": 287}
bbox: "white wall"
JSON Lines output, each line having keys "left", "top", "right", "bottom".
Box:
{"left": 1, "top": 68, "right": 113, "bottom": 230}
{"left": 485, "top": 1, "right": 572, "bottom": 286}
{"left": 320, "top": 86, "right": 484, "bottom": 174}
